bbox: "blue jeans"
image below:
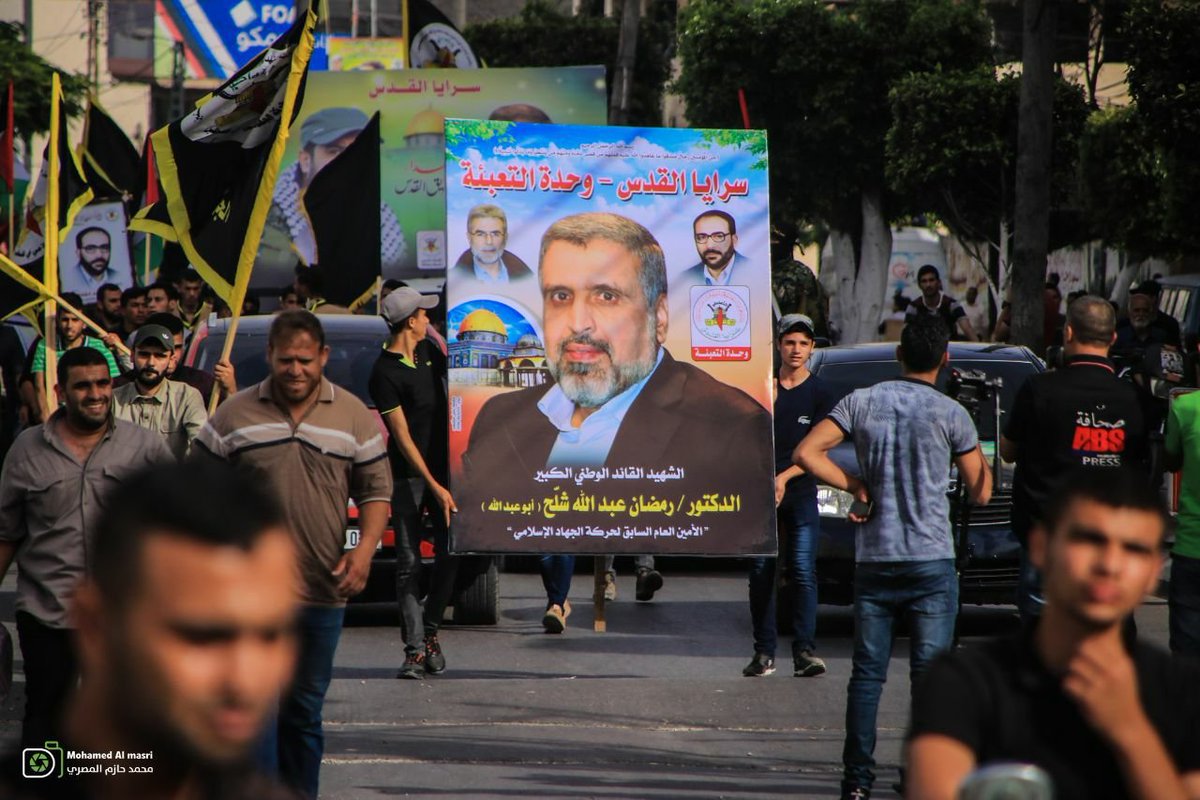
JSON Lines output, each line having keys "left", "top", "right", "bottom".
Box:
{"left": 748, "top": 492, "right": 820, "bottom": 656}
{"left": 264, "top": 605, "right": 344, "bottom": 799}
{"left": 541, "top": 555, "right": 574, "bottom": 607}
{"left": 842, "top": 559, "right": 958, "bottom": 790}
{"left": 1170, "top": 553, "right": 1200, "bottom": 656}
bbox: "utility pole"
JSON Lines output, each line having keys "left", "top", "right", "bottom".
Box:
{"left": 86, "top": 0, "right": 102, "bottom": 92}
{"left": 171, "top": 41, "right": 186, "bottom": 121}
{"left": 608, "top": 0, "right": 640, "bottom": 125}
{"left": 1010, "top": 0, "right": 1057, "bottom": 351}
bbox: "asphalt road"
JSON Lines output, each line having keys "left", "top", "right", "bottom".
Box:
{"left": 0, "top": 568, "right": 1172, "bottom": 799}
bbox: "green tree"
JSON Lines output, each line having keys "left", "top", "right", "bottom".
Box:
{"left": 887, "top": 69, "right": 1089, "bottom": 302}
{"left": 464, "top": 0, "right": 673, "bottom": 128}
{"left": 675, "top": 0, "right": 993, "bottom": 343}
{"left": 1097, "top": 0, "right": 1200, "bottom": 257}
{"left": 0, "top": 22, "right": 88, "bottom": 140}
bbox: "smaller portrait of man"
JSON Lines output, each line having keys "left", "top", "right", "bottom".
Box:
{"left": 61, "top": 226, "right": 131, "bottom": 304}
{"left": 675, "top": 210, "right": 755, "bottom": 288}
{"left": 450, "top": 204, "right": 533, "bottom": 285}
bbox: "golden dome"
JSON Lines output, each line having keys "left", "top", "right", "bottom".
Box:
{"left": 458, "top": 309, "right": 508, "bottom": 337}
{"left": 405, "top": 107, "right": 446, "bottom": 138}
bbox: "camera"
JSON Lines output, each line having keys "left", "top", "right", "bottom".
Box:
{"left": 946, "top": 368, "right": 1002, "bottom": 420}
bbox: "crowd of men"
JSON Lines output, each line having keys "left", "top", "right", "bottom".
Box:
{"left": 1, "top": 243, "right": 1200, "bottom": 800}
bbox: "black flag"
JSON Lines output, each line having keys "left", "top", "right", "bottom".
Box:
{"left": 405, "top": 0, "right": 479, "bottom": 68}
{"left": 129, "top": 2, "right": 319, "bottom": 303}
{"left": 302, "top": 112, "right": 381, "bottom": 307}
{"left": 81, "top": 99, "right": 141, "bottom": 205}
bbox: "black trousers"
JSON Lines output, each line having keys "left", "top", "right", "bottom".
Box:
{"left": 16, "top": 612, "right": 77, "bottom": 749}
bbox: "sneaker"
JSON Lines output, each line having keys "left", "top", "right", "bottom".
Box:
{"left": 603, "top": 572, "right": 618, "bottom": 601}
{"left": 396, "top": 651, "right": 425, "bottom": 680}
{"left": 793, "top": 650, "right": 827, "bottom": 678}
{"left": 635, "top": 568, "right": 663, "bottom": 601}
{"left": 424, "top": 634, "right": 446, "bottom": 674}
{"left": 839, "top": 786, "right": 870, "bottom": 800}
{"left": 542, "top": 600, "right": 571, "bottom": 633}
{"left": 742, "top": 652, "right": 776, "bottom": 677}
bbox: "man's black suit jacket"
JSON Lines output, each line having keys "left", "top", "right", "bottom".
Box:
{"left": 457, "top": 350, "right": 775, "bottom": 554}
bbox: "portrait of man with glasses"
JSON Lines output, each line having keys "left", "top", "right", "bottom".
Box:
{"left": 61, "top": 225, "right": 131, "bottom": 304}
{"left": 675, "top": 210, "right": 755, "bottom": 288}
{"left": 451, "top": 203, "right": 534, "bottom": 284}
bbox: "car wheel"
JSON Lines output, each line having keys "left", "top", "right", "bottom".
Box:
{"left": 452, "top": 559, "right": 499, "bottom": 625}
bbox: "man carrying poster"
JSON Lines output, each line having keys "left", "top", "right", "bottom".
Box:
{"left": 459, "top": 212, "right": 773, "bottom": 570}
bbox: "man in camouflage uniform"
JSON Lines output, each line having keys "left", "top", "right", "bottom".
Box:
{"left": 771, "top": 225, "right": 829, "bottom": 339}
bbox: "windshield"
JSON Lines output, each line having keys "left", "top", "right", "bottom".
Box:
{"left": 813, "top": 358, "right": 1038, "bottom": 440}
{"left": 192, "top": 331, "right": 386, "bottom": 407}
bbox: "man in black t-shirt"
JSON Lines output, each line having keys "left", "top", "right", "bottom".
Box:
{"left": 367, "top": 288, "right": 458, "bottom": 680}
{"left": 743, "top": 314, "right": 833, "bottom": 679}
{"left": 906, "top": 470, "right": 1200, "bottom": 800}
{"left": 1000, "top": 295, "right": 1147, "bottom": 621}
{"left": 903, "top": 265, "right": 979, "bottom": 341}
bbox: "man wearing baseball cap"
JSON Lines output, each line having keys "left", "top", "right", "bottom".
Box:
{"left": 266, "top": 107, "right": 406, "bottom": 278}
{"left": 743, "top": 314, "right": 834, "bottom": 678}
{"left": 112, "top": 323, "right": 207, "bottom": 460}
{"left": 367, "top": 288, "right": 460, "bottom": 679}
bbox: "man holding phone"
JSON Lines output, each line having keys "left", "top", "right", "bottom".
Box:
{"left": 796, "top": 317, "right": 992, "bottom": 800}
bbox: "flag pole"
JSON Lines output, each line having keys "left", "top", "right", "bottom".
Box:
{"left": 143, "top": 232, "right": 152, "bottom": 285}
{"left": 4, "top": 81, "right": 13, "bottom": 257}
{"left": 0, "top": 253, "right": 131, "bottom": 354}
{"left": 43, "top": 74, "right": 63, "bottom": 419}
{"left": 401, "top": 0, "right": 409, "bottom": 66}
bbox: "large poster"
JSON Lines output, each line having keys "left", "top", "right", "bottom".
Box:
{"left": 446, "top": 122, "right": 776, "bottom": 555}
{"left": 253, "top": 67, "right": 607, "bottom": 291}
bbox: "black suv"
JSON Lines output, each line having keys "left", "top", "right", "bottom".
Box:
{"left": 805, "top": 342, "right": 1044, "bottom": 605}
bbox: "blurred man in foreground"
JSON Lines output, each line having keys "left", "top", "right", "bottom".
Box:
{"left": 0, "top": 462, "right": 303, "bottom": 799}
{"left": 907, "top": 470, "right": 1200, "bottom": 800}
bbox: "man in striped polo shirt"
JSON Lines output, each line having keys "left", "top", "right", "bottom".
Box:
{"left": 193, "top": 310, "right": 391, "bottom": 799}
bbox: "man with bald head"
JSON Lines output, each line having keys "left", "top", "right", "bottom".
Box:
{"left": 459, "top": 212, "right": 774, "bottom": 632}
{"left": 1000, "top": 294, "right": 1148, "bottom": 622}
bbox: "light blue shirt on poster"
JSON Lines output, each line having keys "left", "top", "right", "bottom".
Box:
{"left": 538, "top": 349, "right": 664, "bottom": 468}
{"left": 828, "top": 377, "right": 978, "bottom": 563}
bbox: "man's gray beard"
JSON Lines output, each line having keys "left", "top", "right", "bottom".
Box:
{"left": 548, "top": 330, "right": 658, "bottom": 410}
{"left": 472, "top": 249, "right": 502, "bottom": 266}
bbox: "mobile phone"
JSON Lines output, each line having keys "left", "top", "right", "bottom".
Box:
{"left": 849, "top": 498, "right": 874, "bottom": 519}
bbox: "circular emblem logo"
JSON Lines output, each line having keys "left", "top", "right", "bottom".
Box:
{"left": 410, "top": 24, "right": 479, "bottom": 68}
{"left": 692, "top": 288, "right": 749, "bottom": 343}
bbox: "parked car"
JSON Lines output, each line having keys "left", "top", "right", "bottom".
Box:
{"left": 803, "top": 342, "right": 1044, "bottom": 606}
{"left": 186, "top": 313, "right": 498, "bottom": 624}
{"left": 1156, "top": 274, "right": 1200, "bottom": 344}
